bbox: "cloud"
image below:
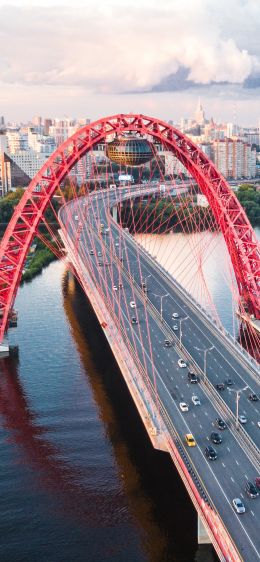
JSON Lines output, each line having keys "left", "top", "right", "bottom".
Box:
{"left": 0, "top": 0, "right": 260, "bottom": 94}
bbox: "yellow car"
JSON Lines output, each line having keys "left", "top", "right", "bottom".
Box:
{"left": 185, "top": 433, "right": 196, "bottom": 447}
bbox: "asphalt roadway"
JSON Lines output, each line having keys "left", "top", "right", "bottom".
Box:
{"left": 59, "top": 186, "right": 260, "bottom": 561}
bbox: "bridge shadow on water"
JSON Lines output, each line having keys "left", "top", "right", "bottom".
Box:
{"left": 62, "top": 271, "right": 218, "bottom": 562}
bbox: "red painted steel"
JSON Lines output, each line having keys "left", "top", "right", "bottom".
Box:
{"left": 0, "top": 113, "right": 259, "bottom": 341}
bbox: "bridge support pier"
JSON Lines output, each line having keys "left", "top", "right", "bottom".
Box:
{"left": 112, "top": 205, "right": 118, "bottom": 223}
{"left": 198, "top": 515, "right": 211, "bottom": 545}
{"left": 0, "top": 339, "right": 9, "bottom": 358}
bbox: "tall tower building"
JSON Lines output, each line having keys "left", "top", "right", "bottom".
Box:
{"left": 195, "top": 98, "right": 205, "bottom": 125}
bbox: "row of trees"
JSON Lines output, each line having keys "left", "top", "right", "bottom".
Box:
{"left": 236, "top": 184, "right": 260, "bottom": 226}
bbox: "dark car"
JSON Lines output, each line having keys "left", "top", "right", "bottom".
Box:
{"left": 205, "top": 446, "right": 217, "bottom": 461}
{"left": 249, "top": 393, "right": 259, "bottom": 402}
{"left": 210, "top": 432, "right": 222, "bottom": 444}
{"left": 164, "top": 339, "right": 172, "bottom": 347}
{"left": 216, "top": 383, "right": 225, "bottom": 391}
{"left": 188, "top": 372, "right": 199, "bottom": 383}
{"left": 245, "top": 481, "right": 259, "bottom": 498}
{"left": 225, "top": 378, "right": 234, "bottom": 386}
{"left": 131, "top": 317, "right": 138, "bottom": 325}
{"left": 216, "top": 418, "right": 227, "bottom": 430}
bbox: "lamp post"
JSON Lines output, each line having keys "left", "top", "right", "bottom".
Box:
{"left": 142, "top": 274, "right": 151, "bottom": 302}
{"left": 153, "top": 293, "right": 169, "bottom": 322}
{"left": 179, "top": 316, "right": 188, "bottom": 348}
{"left": 194, "top": 345, "right": 214, "bottom": 383}
{"left": 228, "top": 386, "right": 248, "bottom": 429}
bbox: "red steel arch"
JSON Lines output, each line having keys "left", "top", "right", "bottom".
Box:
{"left": 0, "top": 113, "right": 259, "bottom": 340}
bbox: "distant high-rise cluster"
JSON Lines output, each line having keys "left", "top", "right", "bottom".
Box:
{"left": 0, "top": 106, "right": 259, "bottom": 197}
{"left": 0, "top": 116, "right": 91, "bottom": 195}
{"left": 178, "top": 100, "right": 258, "bottom": 180}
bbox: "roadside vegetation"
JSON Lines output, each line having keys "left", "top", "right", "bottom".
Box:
{"left": 236, "top": 184, "right": 260, "bottom": 226}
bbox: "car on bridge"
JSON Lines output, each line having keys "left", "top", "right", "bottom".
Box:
{"left": 172, "top": 312, "right": 179, "bottom": 318}
{"left": 185, "top": 433, "right": 196, "bottom": 447}
{"left": 130, "top": 301, "right": 136, "bottom": 308}
{"left": 210, "top": 432, "right": 222, "bottom": 444}
{"left": 215, "top": 418, "right": 227, "bottom": 430}
{"left": 245, "top": 481, "right": 259, "bottom": 498}
{"left": 178, "top": 359, "right": 187, "bottom": 368}
{"left": 191, "top": 395, "right": 201, "bottom": 406}
{"left": 172, "top": 325, "right": 178, "bottom": 331}
{"left": 164, "top": 339, "right": 172, "bottom": 347}
{"left": 238, "top": 414, "right": 247, "bottom": 424}
{"left": 249, "top": 393, "right": 259, "bottom": 402}
{"left": 179, "top": 402, "right": 189, "bottom": 412}
{"left": 216, "top": 383, "right": 225, "bottom": 391}
{"left": 113, "top": 286, "right": 118, "bottom": 291}
{"left": 232, "top": 498, "right": 245, "bottom": 514}
{"left": 131, "top": 317, "right": 138, "bottom": 325}
{"left": 205, "top": 446, "right": 217, "bottom": 461}
{"left": 188, "top": 372, "right": 199, "bottom": 383}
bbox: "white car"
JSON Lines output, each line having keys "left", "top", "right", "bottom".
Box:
{"left": 130, "top": 301, "right": 136, "bottom": 308}
{"left": 115, "top": 242, "right": 119, "bottom": 247}
{"left": 173, "top": 325, "right": 178, "bottom": 331}
{"left": 232, "top": 498, "right": 245, "bottom": 514}
{"left": 172, "top": 312, "right": 179, "bottom": 318}
{"left": 238, "top": 414, "right": 247, "bottom": 424}
{"left": 113, "top": 286, "right": 118, "bottom": 291}
{"left": 179, "top": 402, "right": 189, "bottom": 412}
{"left": 178, "top": 359, "right": 187, "bottom": 368}
{"left": 74, "top": 215, "right": 79, "bottom": 221}
{"left": 192, "top": 395, "right": 201, "bottom": 406}
{"left": 258, "top": 421, "right": 260, "bottom": 428}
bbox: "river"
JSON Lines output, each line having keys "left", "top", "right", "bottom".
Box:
{"left": 2, "top": 226, "right": 258, "bottom": 562}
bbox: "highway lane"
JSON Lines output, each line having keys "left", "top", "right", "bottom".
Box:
{"left": 59, "top": 190, "right": 260, "bottom": 561}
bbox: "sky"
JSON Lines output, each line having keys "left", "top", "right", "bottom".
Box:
{"left": 1, "top": 0, "right": 260, "bottom": 125}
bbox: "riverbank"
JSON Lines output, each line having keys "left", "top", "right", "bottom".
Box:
{"left": 21, "top": 241, "right": 57, "bottom": 283}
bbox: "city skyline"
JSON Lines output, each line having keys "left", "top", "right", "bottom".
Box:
{"left": 1, "top": 0, "right": 260, "bottom": 124}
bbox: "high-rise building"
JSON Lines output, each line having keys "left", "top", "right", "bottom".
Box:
{"left": 194, "top": 98, "right": 205, "bottom": 126}
{"left": 213, "top": 139, "right": 256, "bottom": 179}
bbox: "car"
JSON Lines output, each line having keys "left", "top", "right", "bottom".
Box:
{"left": 89, "top": 250, "right": 94, "bottom": 255}
{"left": 216, "top": 383, "right": 225, "bottom": 391}
{"left": 185, "top": 433, "right": 196, "bottom": 447}
{"left": 225, "top": 378, "right": 234, "bottom": 386}
{"left": 232, "top": 498, "right": 245, "bottom": 514}
{"left": 131, "top": 317, "right": 138, "bottom": 325}
{"left": 258, "top": 421, "right": 260, "bottom": 428}
{"left": 216, "top": 418, "right": 227, "bottom": 430}
{"left": 164, "top": 339, "right": 172, "bottom": 347}
{"left": 113, "top": 286, "right": 118, "bottom": 291}
{"left": 172, "top": 312, "right": 179, "bottom": 318}
{"left": 74, "top": 215, "right": 79, "bottom": 221}
{"left": 98, "top": 261, "right": 103, "bottom": 266}
{"left": 188, "top": 372, "right": 199, "bottom": 383}
{"left": 130, "top": 301, "right": 136, "bottom": 308}
{"left": 192, "top": 395, "right": 201, "bottom": 406}
{"left": 119, "top": 256, "right": 124, "bottom": 261}
{"left": 105, "top": 228, "right": 110, "bottom": 233}
{"left": 118, "top": 283, "right": 123, "bottom": 289}
{"left": 179, "top": 402, "right": 189, "bottom": 412}
{"left": 255, "top": 477, "right": 260, "bottom": 489}
{"left": 245, "top": 481, "right": 259, "bottom": 498}
{"left": 172, "top": 325, "right": 178, "bottom": 331}
{"left": 205, "top": 446, "right": 217, "bottom": 460}
{"left": 97, "top": 251, "right": 102, "bottom": 256}
{"left": 178, "top": 359, "right": 187, "bottom": 368}
{"left": 210, "top": 432, "right": 222, "bottom": 444}
{"left": 249, "top": 393, "right": 259, "bottom": 402}
{"left": 115, "top": 242, "right": 119, "bottom": 247}
{"left": 105, "top": 262, "right": 110, "bottom": 266}
{"left": 238, "top": 414, "right": 247, "bottom": 424}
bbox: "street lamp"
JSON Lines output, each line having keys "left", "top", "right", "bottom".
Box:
{"left": 194, "top": 345, "right": 214, "bottom": 383}
{"left": 228, "top": 385, "right": 248, "bottom": 429}
{"left": 153, "top": 293, "right": 169, "bottom": 322}
{"left": 179, "top": 316, "right": 188, "bottom": 348}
